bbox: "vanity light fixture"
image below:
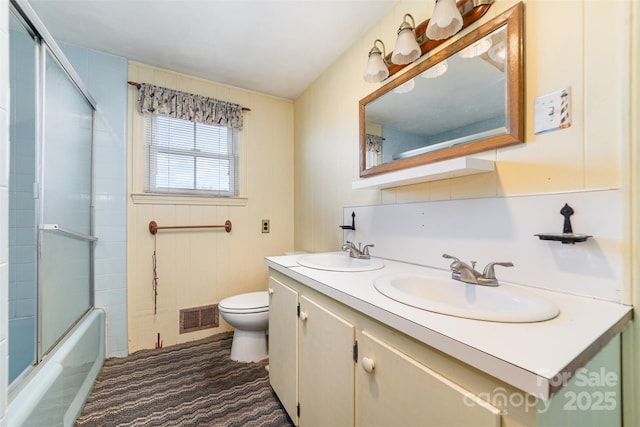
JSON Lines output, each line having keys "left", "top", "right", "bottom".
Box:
{"left": 426, "top": 0, "right": 464, "bottom": 40}
{"left": 364, "top": 39, "right": 390, "bottom": 83}
{"left": 391, "top": 14, "right": 423, "bottom": 65}
{"left": 362, "top": 0, "right": 495, "bottom": 83}
{"left": 421, "top": 59, "right": 448, "bottom": 79}
{"left": 458, "top": 36, "right": 492, "bottom": 58}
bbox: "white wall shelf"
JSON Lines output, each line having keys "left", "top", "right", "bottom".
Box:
{"left": 352, "top": 157, "right": 495, "bottom": 190}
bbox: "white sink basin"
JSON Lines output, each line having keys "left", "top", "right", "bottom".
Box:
{"left": 297, "top": 252, "right": 384, "bottom": 272}
{"left": 374, "top": 273, "right": 559, "bottom": 323}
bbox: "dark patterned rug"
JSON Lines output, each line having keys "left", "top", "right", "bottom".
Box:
{"left": 75, "top": 332, "right": 293, "bottom": 427}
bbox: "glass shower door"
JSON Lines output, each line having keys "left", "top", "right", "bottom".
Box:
{"left": 39, "top": 48, "right": 95, "bottom": 355}
{"left": 8, "top": 10, "right": 37, "bottom": 383}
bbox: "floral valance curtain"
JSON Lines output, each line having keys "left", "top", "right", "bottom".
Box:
{"left": 137, "top": 83, "right": 243, "bottom": 129}
{"left": 366, "top": 134, "right": 384, "bottom": 153}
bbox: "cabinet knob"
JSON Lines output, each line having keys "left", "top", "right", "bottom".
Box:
{"left": 362, "top": 357, "right": 375, "bottom": 373}
{"left": 299, "top": 311, "right": 309, "bottom": 321}
{"left": 268, "top": 287, "right": 274, "bottom": 295}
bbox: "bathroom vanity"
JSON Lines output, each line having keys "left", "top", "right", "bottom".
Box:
{"left": 265, "top": 253, "right": 631, "bottom": 427}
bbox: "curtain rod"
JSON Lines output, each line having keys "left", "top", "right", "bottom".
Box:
{"left": 127, "top": 81, "right": 251, "bottom": 111}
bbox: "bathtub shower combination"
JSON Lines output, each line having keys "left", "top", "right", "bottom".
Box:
{"left": 7, "top": 1, "right": 105, "bottom": 425}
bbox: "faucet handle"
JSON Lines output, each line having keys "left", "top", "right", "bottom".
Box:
{"left": 362, "top": 244, "right": 375, "bottom": 256}
{"left": 442, "top": 254, "right": 461, "bottom": 271}
{"left": 482, "top": 262, "right": 514, "bottom": 279}
{"left": 342, "top": 241, "right": 355, "bottom": 250}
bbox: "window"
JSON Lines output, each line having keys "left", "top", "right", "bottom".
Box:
{"left": 145, "top": 114, "right": 238, "bottom": 196}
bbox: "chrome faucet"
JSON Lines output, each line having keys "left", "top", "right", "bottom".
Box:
{"left": 342, "top": 241, "right": 374, "bottom": 259}
{"left": 442, "top": 254, "right": 513, "bottom": 286}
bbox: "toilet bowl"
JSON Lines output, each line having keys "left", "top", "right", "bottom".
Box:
{"left": 219, "top": 291, "right": 269, "bottom": 362}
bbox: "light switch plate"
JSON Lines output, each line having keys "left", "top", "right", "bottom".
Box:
{"left": 534, "top": 87, "right": 571, "bottom": 135}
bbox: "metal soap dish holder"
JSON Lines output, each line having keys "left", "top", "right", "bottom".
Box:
{"left": 340, "top": 211, "right": 356, "bottom": 231}
{"left": 535, "top": 203, "right": 592, "bottom": 244}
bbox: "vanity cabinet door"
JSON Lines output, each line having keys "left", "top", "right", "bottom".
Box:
{"left": 356, "top": 330, "right": 501, "bottom": 427}
{"left": 299, "top": 295, "right": 355, "bottom": 427}
{"left": 268, "top": 277, "right": 299, "bottom": 425}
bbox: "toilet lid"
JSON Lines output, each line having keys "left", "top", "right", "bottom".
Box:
{"left": 219, "top": 291, "right": 269, "bottom": 311}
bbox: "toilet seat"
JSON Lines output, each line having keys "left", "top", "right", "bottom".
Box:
{"left": 219, "top": 291, "right": 269, "bottom": 314}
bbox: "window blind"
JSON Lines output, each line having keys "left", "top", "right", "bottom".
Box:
{"left": 145, "top": 114, "right": 238, "bottom": 196}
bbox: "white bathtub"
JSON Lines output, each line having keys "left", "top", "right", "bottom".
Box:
{"left": 8, "top": 309, "right": 105, "bottom": 427}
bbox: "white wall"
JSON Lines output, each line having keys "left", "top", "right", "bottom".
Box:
{"left": 625, "top": 2, "right": 640, "bottom": 424}
{"left": 126, "top": 63, "right": 294, "bottom": 352}
{"left": 345, "top": 189, "right": 624, "bottom": 301}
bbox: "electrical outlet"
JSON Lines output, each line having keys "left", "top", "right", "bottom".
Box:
{"left": 262, "top": 219, "right": 270, "bottom": 233}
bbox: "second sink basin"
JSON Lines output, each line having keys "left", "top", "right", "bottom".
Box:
{"left": 297, "top": 252, "right": 384, "bottom": 272}
{"left": 374, "top": 273, "right": 559, "bottom": 323}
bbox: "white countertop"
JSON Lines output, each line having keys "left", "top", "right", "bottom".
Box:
{"left": 265, "top": 253, "right": 632, "bottom": 400}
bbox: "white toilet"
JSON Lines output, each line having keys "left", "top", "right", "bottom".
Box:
{"left": 219, "top": 291, "right": 269, "bottom": 362}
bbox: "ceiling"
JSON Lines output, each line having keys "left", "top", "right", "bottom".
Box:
{"left": 28, "top": 0, "right": 396, "bottom": 100}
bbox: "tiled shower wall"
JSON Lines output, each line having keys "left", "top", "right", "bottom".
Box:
{"left": 1, "top": 0, "right": 11, "bottom": 424}
{"left": 58, "top": 42, "right": 129, "bottom": 358}
{"left": 8, "top": 20, "right": 36, "bottom": 382}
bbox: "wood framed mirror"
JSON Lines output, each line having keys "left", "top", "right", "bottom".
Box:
{"left": 359, "top": 2, "right": 523, "bottom": 178}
